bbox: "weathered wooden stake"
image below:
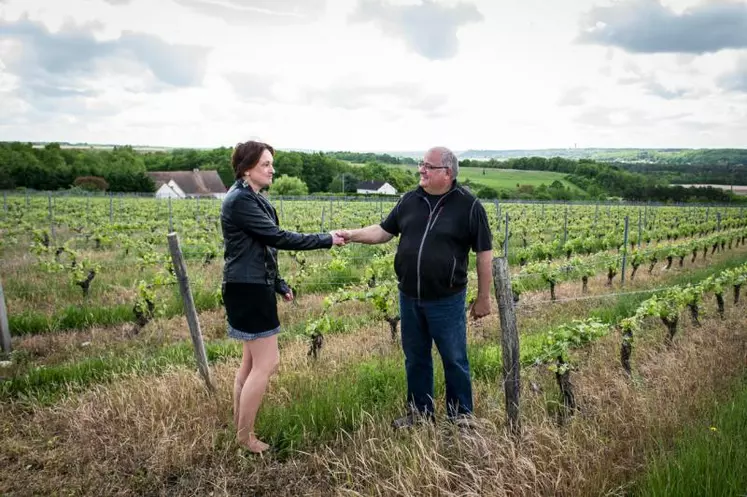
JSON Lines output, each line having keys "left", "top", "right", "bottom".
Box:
{"left": 168, "top": 197, "right": 174, "bottom": 232}
{"left": 637, "top": 209, "right": 642, "bottom": 248}
{"left": 621, "top": 216, "right": 629, "bottom": 285}
{"left": 503, "top": 212, "right": 510, "bottom": 258}
{"left": 0, "top": 278, "right": 11, "bottom": 354}
{"left": 48, "top": 193, "right": 55, "bottom": 243}
{"left": 492, "top": 257, "right": 520, "bottom": 436}
{"left": 167, "top": 232, "right": 215, "bottom": 393}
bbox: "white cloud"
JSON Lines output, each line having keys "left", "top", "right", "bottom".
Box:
{"left": 578, "top": 0, "right": 747, "bottom": 54}
{"left": 0, "top": 0, "right": 745, "bottom": 149}
{"left": 349, "top": 0, "right": 483, "bottom": 60}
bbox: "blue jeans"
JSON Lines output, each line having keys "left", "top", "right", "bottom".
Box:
{"left": 399, "top": 289, "right": 472, "bottom": 418}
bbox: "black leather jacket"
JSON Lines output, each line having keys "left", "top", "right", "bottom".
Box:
{"left": 220, "top": 180, "right": 333, "bottom": 294}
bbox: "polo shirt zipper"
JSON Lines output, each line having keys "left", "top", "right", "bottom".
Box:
{"left": 416, "top": 190, "right": 456, "bottom": 299}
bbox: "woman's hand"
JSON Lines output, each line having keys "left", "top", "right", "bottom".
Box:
{"left": 330, "top": 232, "right": 346, "bottom": 246}
{"left": 283, "top": 289, "right": 294, "bottom": 302}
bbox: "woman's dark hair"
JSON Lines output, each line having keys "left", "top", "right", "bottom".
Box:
{"left": 232, "top": 141, "right": 275, "bottom": 180}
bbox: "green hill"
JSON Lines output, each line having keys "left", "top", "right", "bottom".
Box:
{"left": 390, "top": 164, "right": 581, "bottom": 193}
{"left": 456, "top": 167, "right": 582, "bottom": 192}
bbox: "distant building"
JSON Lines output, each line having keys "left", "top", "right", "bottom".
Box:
{"left": 356, "top": 180, "right": 397, "bottom": 195}
{"left": 674, "top": 184, "right": 747, "bottom": 196}
{"left": 146, "top": 169, "right": 227, "bottom": 199}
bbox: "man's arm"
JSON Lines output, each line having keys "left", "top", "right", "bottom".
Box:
{"left": 341, "top": 225, "right": 394, "bottom": 245}
{"left": 470, "top": 250, "right": 493, "bottom": 319}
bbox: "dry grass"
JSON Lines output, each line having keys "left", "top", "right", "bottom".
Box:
{"left": 1, "top": 303, "right": 745, "bottom": 496}
{"left": 304, "top": 307, "right": 747, "bottom": 497}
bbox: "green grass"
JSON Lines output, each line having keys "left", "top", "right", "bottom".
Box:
{"left": 0, "top": 340, "right": 242, "bottom": 404}
{"left": 390, "top": 164, "right": 582, "bottom": 192}
{"left": 257, "top": 356, "right": 408, "bottom": 454}
{"left": 8, "top": 286, "right": 224, "bottom": 335}
{"left": 632, "top": 377, "right": 747, "bottom": 497}
{"left": 457, "top": 167, "right": 582, "bottom": 192}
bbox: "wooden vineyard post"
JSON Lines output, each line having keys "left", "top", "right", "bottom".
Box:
{"left": 48, "top": 193, "right": 55, "bottom": 244}
{"left": 638, "top": 209, "right": 642, "bottom": 248}
{"left": 621, "top": 216, "right": 629, "bottom": 285}
{"left": 503, "top": 213, "right": 510, "bottom": 258}
{"left": 0, "top": 278, "right": 11, "bottom": 354}
{"left": 167, "top": 233, "right": 215, "bottom": 393}
{"left": 168, "top": 197, "right": 174, "bottom": 232}
{"left": 492, "top": 257, "right": 520, "bottom": 437}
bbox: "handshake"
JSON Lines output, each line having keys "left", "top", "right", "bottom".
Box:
{"left": 329, "top": 230, "right": 352, "bottom": 247}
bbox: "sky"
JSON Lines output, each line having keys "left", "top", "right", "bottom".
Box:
{"left": 0, "top": 0, "right": 746, "bottom": 152}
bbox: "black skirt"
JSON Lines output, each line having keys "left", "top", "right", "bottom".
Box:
{"left": 223, "top": 282, "right": 280, "bottom": 340}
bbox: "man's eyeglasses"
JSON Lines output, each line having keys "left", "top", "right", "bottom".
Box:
{"left": 418, "top": 161, "right": 449, "bottom": 172}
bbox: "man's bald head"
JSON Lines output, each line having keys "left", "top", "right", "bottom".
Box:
{"left": 427, "top": 146, "right": 459, "bottom": 179}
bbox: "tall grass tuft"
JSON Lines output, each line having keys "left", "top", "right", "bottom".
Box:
{"left": 632, "top": 377, "right": 747, "bottom": 497}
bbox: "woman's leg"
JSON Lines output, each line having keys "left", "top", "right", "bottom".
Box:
{"left": 233, "top": 341, "right": 253, "bottom": 428}
{"left": 237, "top": 334, "right": 280, "bottom": 453}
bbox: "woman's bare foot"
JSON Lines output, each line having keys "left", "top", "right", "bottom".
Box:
{"left": 239, "top": 435, "right": 270, "bottom": 454}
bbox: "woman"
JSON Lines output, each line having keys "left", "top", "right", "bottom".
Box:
{"left": 220, "top": 140, "right": 344, "bottom": 453}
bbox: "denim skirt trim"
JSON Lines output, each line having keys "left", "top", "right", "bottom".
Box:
{"left": 227, "top": 322, "right": 281, "bottom": 341}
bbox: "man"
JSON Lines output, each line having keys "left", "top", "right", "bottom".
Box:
{"left": 337, "top": 146, "right": 493, "bottom": 427}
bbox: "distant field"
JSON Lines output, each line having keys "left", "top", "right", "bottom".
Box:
{"left": 675, "top": 184, "right": 747, "bottom": 196}
{"left": 457, "top": 167, "right": 582, "bottom": 192}
{"left": 389, "top": 164, "right": 581, "bottom": 192}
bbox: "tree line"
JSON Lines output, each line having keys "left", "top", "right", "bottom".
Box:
{"left": 459, "top": 157, "right": 747, "bottom": 203}
{"left": 0, "top": 142, "right": 419, "bottom": 195}
{"left": 1, "top": 142, "right": 744, "bottom": 203}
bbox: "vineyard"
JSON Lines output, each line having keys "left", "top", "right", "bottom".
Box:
{"left": 1, "top": 192, "right": 747, "bottom": 496}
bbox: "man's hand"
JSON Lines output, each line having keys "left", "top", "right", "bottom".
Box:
{"left": 283, "top": 289, "right": 294, "bottom": 302}
{"left": 331, "top": 226, "right": 393, "bottom": 245}
{"left": 469, "top": 296, "right": 491, "bottom": 320}
{"left": 335, "top": 230, "right": 353, "bottom": 242}
{"left": 330, "top": 232, "right": 346, "bottom": 246}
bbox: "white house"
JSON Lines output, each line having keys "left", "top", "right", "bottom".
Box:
{"left": 154, "top": 179, "right": 187, "bottom": 199}
{"left": 147, "top": 170, "right": 227, "bottom": 199}
{"left": 356, "top": 180, "right": 397, "bottom": 196}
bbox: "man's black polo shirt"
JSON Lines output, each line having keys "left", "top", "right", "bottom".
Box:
{"left": 380, "top": 181, "right": 492, "bottom": 301}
